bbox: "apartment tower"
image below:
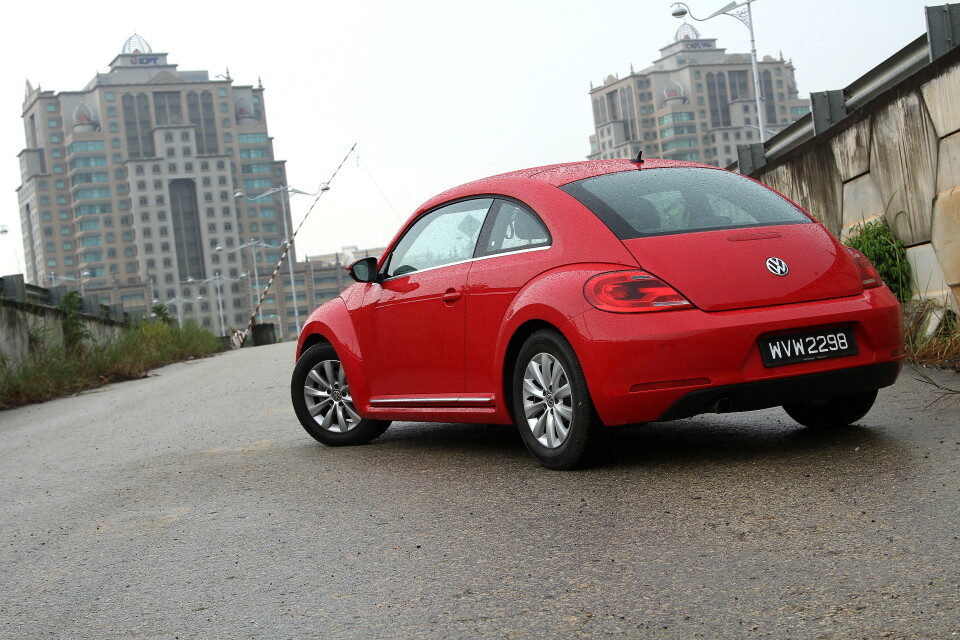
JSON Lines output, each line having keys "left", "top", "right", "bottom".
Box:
{"left": 16, "top": 34, "right": 296, "bottom": 334}
{"left": 589, "top": 22, "right": 810, "bottom": 166}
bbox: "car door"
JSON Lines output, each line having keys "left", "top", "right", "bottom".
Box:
{"left": 464, "top": 199, "right": 553, "bottom": 396}
{"left": 358, "top": 198, "right": 493, "bottom": 400}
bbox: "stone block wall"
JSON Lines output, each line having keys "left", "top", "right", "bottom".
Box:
{"left": 751, "top": 51, "right": 960, "bottom": 312}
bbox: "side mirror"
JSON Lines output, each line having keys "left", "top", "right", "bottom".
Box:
{"left": 347, "top": 256, "right": 379, "bottom": 283}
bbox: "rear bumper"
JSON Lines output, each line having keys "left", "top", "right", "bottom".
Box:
{"left": 657, "top": 361, "right": 901, "bottom": 421}
{"left": 563, "top": 287, "right": 904, "bottom": 426}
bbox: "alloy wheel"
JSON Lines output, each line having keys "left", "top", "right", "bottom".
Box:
{"left": 303, "top": 359, "right": 362, "bottom": 433}
{"left": 521, "top": 352, "right": 574, "bottom": 449}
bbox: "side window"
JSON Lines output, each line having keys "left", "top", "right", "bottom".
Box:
{"left": 480, "top": 201, "right": 550, "bottom": 256}
{"left": 384, "top": 198, "right": 492, "bottom": 278}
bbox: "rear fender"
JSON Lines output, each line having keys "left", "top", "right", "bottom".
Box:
{"left": 494, "top": 263, "right": 638, "bottom": 412}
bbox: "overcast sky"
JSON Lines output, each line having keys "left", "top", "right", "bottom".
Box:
{"left": 0, "top": 0, "right": 935, "bottom": 277}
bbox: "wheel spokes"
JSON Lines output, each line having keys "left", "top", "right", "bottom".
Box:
{"left": 304, "top": 359, "right": 361, "bottom": 433}
{"left": 522, "top": 352, "right": 573, "bottom": 449}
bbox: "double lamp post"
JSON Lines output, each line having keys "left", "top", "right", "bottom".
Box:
{"left": 231, "top": 183, "right": 330, "bottom": 335}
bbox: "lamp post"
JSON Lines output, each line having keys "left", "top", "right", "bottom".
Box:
{"left": 186, "top": 272, "right": 246, "bottom": 337}
{"left": 159, "top": 297, "right": 187, "bottom": 326}
{"left": 264, "top": 313, "right": 284, "bottom": 341}
{"left": 49, "top": 270, "right": 92, "bottom": 295}
{"left": 234, "top": 183, "right": 330, "bottom": 335}
{"left": 215, "top": 239, "right": 280, "bottom": 324}
{"left": 671, "top": 0, "right": 768, "bottom": 142}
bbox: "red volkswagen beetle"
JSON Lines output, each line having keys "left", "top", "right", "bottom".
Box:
{"left": 291, "top": 159, "right": 904, "bottom": 469}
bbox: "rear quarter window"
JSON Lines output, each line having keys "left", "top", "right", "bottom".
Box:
{"left": 561, "top": 167, "right": 812, "bottom": 239}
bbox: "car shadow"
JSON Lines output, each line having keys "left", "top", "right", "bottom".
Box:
{"left": 316, "top": 410, "right": 910, "bottom": 472}
{"left": 601, "top": 412, "right": 905, "bottom": 469}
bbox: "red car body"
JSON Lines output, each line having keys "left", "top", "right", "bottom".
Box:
{"left": 293, "top": 159, "right": 904, "bottom": 464}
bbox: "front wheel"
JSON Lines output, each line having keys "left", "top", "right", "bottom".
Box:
{"left": 291, "top": 344, "right": 391, "bottom": 446}
{"left": 782, "top": 389, "right": 878, "bottom": 429}
{"left": 512, "top": 330, "right": 603, "bottom": 469}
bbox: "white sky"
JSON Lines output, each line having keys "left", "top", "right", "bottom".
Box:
{"left": 0, "top": 0, "right": 935, "bottom": 278}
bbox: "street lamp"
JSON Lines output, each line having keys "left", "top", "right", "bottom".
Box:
{"left": 49, "top": 270, "right": 92, "bottom": 295}
{"left": 264, "top": 313, "right": 284, "bottom": 341}
{"left": 671, "top": 0, "right": 768, "bottom": 142}
{"left": 215, "top": 239, "right": 280, "bottom": 324}
{"left": 186, "top": 272, "right": 247, "bottom": 337}
{"left": 234, "top": 182, "right": 331, "bottom": 334}
{"left": 158, "top": 296, "right": 191, "bottom": 326}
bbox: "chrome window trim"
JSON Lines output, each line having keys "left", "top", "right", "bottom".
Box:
{"left": 381, "top": 244, "right": 551, "bottom": 282}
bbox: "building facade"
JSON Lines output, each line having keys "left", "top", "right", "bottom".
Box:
{"left": 589, "top": 23, "right": 811, "bottom": 167}
{"left": 15, "top": 34, "right": 307, "bottom": 335}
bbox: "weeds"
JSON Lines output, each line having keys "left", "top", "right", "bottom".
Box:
{"left": 58, "top": 290, "right": 91, "bottom": 355}
{"left": 0, "top": 320, "right": 225, "bottom": 410}
{"left": 906, "top": 301, "right": 960, "bottom": 369}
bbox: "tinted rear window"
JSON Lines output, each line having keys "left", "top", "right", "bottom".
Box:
{"left": 561, "top": 167, "right": 812, "bottom": 239}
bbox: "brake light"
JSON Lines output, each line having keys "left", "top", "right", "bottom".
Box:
{"left": 845, "top": 247, "right": 882, "bottom": 289}
{"left": 584, "top": 271, "right": 693, "bottom": 313}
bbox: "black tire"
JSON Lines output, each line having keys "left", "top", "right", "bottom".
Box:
{"left": 782, "top": 389, "right": 878, "bottom": 429}
{"left": 291, "top": 343, "right": 391, "bottom": 446}
{"left": 511, "top": 329, "right": 603, "bottom": 469}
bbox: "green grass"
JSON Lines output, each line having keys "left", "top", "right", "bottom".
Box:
{"left": 0, "top": 320, "right": 226, "bottom": 410}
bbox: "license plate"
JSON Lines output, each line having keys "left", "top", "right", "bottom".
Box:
{"left": 760, "top": 327, "right": 858, "bottom": 367}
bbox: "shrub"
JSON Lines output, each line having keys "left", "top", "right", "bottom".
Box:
{"left": 843, "top": 217, "right": 911, "bottom": 304}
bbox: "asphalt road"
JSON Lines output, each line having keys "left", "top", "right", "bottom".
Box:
{"left": 1, "top": 342, "right": 958, "bottom": 639}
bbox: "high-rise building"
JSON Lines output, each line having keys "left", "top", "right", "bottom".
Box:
{"left": 16, "top": 33, "right": 299, "bottom": 333}
{"left": 588, "top": 22, "right": 811, "bottom": 167}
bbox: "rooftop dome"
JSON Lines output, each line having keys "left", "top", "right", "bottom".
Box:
{"left": 675, "top": 22, "right": 700, "bottom": 41}
{"left": 234, "top": 98, "right": 254, "bottom": 118}
{"left": 664, "top": 80, "right": 686, "bottom": 99}
{"left": 72, "top": 103, "right": 94, "bottom": 123}
{"left": 122, "top": 33, "right": 152, "bottom": 54}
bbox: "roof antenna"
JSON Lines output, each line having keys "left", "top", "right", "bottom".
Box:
{"left": 632, "top": 149, "right": 644, "bottom": 164}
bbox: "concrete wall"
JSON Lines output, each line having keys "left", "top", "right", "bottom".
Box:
{"left": 749, "top": 47, "right": 960, "bottom": 313}
{"left": 1, "top": 275, "right": 128, "bottom": 369}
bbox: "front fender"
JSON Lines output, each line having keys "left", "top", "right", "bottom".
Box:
{"left": 296, "top": 296, "right": 373, "bottom": 414}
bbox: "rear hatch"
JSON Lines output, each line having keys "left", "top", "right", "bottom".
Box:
{"left": 561, "top": 165, "right": 863, "bottom": 312}
{"left": 621, "top": 224, "right": 862, "bottom": 311}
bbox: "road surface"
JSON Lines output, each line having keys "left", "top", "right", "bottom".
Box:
{"left": 1, "top": 342, "right": 958, "bottom": 638}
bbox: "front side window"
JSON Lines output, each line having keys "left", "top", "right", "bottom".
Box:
{"left": 384, "top": 199, "right": 492, "bottom": 278}
{"left": 561, "top": 168, "right": 811, "bottom": 238}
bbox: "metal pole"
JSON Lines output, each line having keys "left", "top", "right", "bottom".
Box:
{"left": 215, "top": 275, "right": 226, "bottom": 337}
{"left": 746, "top": 2, "right": 767, "bottom": 142}
{"left": 250, "top": 243, "right": 263, "bottom": 324}
{"left": 279, "top": 192, "right": 301, "bottom": 334}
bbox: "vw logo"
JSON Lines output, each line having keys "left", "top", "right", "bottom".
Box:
{"left": 766, "top": 257, "right": 789, "bottom": 276}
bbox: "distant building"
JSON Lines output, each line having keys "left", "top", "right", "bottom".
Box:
{"left": 588, "top": 22, "right": 811, "bottom": 167}
{"left": 14, "top": 33, "right": 358, "bottom": 336}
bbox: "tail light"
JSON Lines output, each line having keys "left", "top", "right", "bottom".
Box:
{"left": 845, "top": 247, "right": 882, "bottom": 289}
{"left": 584, "top": 271, "right": 693, "bottom": 313}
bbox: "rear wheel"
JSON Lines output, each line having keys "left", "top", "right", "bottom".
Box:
{"left": 291, "top": 344, "right": 391, "bottom": 446}
{"left": 782, "top": 389, "right": 878, "bottom": 429}
{"left": 512, "top": 330, "right": 603, "bottom": 469}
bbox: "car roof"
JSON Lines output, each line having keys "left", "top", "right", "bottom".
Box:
{"left": 417, "top": 159, "right": 718, "bottom": 213}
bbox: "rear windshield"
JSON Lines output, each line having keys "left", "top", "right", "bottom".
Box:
{"left": 561, "top": 167, "right": 812, "bottom": 239}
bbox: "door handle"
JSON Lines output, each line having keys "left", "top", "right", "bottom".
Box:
{"left": 442, "top": 289, "right": 462, "bottom": 303}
